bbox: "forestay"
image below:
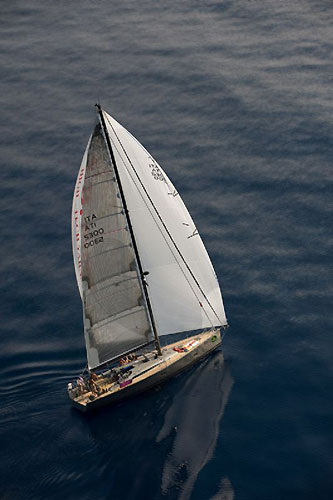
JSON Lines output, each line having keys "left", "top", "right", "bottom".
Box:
{"left": 103, "top": 111, "right": 227, "bottom": 336}
{"left": 72, "top": 124, "right": 153, "bottom": 369}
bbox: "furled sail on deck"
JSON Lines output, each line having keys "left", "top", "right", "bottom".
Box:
{"left": 102, "top": 111, "right": 227, "bottom": 336}
{"left": 72, "top": 124, "right": 153, "bottom": 369}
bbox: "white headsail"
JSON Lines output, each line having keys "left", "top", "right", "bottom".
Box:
{"left": 103, "top": 111, "right": 227, "bottom": 336}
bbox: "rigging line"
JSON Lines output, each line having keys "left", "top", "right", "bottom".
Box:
{"left": 104, "top": 116, "right": 213, "bottom": 328}
{"left": 105, "top": 114, "right": 224, "bottom": 326}
{"left": 80, "top": 364, "right": 88, "bottom": 376}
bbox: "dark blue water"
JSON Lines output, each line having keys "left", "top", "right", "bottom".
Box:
{"left": 1, "top": 1, "right": 332, "bottom": 499}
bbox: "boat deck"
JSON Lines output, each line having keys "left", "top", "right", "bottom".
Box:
{"left": 69, "top": 330, "right": 221, "bottom": 411}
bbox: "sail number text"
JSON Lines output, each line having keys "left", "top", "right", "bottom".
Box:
{"left": 83, "top": 214, "right": 105, "bottom": 249}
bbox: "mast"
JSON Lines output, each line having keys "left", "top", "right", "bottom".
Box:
{"left": 96, "top": 104, "right": 162, "bottom": 356}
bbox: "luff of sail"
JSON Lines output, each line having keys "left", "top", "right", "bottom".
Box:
{"left": 103, "top": 111, "right": 227, "bottom": 336}
{"left": 72, "top": 123, "right": 153, "bottom": 369}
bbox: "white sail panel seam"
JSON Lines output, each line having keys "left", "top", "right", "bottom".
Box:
{"left": 86, "top": 277, "right": 139, "bottom": 295}
{"left": 89, "top": 305, "right": 147, "bottom": 331}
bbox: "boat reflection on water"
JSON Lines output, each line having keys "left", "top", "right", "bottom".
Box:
{"left": 157, "top": 350, "right": 234, "bottom": 500}
{"left": 209, "top": 477, "right": 234, "bottom": 500}
{"left": 82, "top": 349, "right": 233, "bottom": 500}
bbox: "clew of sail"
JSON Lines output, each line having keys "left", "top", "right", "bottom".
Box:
{"left": 72, "top": 123, "right": 153, "bottom": 369}
{"left": 103, "top": 111, "right": 227, "bottom": 337}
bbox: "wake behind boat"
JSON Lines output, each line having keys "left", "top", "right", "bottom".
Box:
{"left": 68, "top": 105, "right": 228, "bottom": 412}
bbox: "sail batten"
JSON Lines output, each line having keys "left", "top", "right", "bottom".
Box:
{"left": 88, "top": 305, "right": 148, "bottom": 331}
{"left": 86, "top": 270, "right": 138, "bottom": 291}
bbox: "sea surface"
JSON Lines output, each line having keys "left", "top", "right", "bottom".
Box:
{"left": 0, "top": 1, "right": 332, "bottom": 499}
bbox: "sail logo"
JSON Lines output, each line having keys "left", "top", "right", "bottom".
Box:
{"left": 148, "top": 158, "right": 166, "bottom": 183}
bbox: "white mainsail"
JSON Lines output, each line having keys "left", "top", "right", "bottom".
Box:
{"left": 72, "top": 108, "right": 227, "bottom": 370}
{"left": 72, "top": 123, "right": 153, "bottom": 369}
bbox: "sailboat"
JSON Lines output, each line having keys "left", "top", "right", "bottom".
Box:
{"left": 68, "top": 105, "right": 228, "bottom": 412}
